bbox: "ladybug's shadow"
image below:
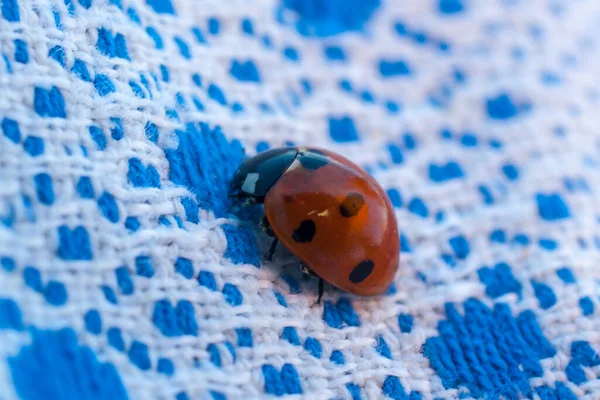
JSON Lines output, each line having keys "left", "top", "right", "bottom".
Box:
{"left": 255, "top": 230, "right": 345, "bottom": 303}
{"left": 231, "top": 204, "right": 344, "bottom": 303}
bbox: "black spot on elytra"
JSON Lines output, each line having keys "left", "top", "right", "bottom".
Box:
{"left": 349, "top": 259, "right": 374, "bottom": 283}
{"left": 339, "top": 192, "right": 365, "bottom": 218}
{"left": 298, "top": 150, "right": 328, "bottom": 170}
{"left": 292, "top": 219, "right": 316, "bottom": 243}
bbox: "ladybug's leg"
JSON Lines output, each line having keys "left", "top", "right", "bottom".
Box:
{"left": 260, "top": 216, "right": 278, "bottom": 261}
{"left": 299, "top": 263, "right": 311, "bottom": 276}
{"left": 267, "top": 239, "right": 278, "bottom": 262}
{"left": 316, "top": 278, "right": 324, "bottom": 305}
{"left": 228, "top": 193, "right": 255, "bottom": 210}
{"left": 259, "top": 216, "right": 275, "bottom": 237}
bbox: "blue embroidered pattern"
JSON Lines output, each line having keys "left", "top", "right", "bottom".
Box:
{"left": 0, "top": 0, "right": 598, "bottom": 398}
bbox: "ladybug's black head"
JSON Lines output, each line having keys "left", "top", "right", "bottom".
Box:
{"left": 230, "top": 147, "right": 298, "bottom": 198}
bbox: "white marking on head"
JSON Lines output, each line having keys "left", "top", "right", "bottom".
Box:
{"left": 241, "top": 172, "right": 259, "bottom": 193}
{"left": 287, "top": 158, "right": 302, "bottom": 171}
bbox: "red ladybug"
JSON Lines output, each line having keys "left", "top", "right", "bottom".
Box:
{"left": 230, "top": 147, "right": 399, "bottom": 300}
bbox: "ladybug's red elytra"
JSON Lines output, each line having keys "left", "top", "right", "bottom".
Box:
{"left": 230, "top": 147, "right": 400, "bottom": 299}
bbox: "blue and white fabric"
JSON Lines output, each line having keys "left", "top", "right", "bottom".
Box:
{"left": 0, "top": 0, "right": 599, "bottom": 399}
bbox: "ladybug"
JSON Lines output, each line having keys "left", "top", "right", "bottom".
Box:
{"left": 230, "top": 147, "right": 399, "bottom": 301}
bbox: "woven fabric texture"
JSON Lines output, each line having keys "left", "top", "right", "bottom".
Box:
{"left": 1, "top": 0, "right": 600, "bottom": 399}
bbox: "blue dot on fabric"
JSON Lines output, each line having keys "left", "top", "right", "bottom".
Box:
{"left": 175, "top": 257, "right": 193, "bottom": 279}
{"left": 255, "top": 141, "right": 270, "bottom": 153}
{"left": 23, "top": 136, "right": 44, "bottom": 156}
{"left": 2, "top": 118, "right": 20, "bottom": 143}
{"left": 1, "top": 0, "right": 20, "bottom": 21}
{"left": 198, "top": 270, "right": 217, "bottom": 291}
{"left": 324, "top": 45, "right": 346, "bottom": 61}
{"left": 502, "top": 164, "right": 519, "bottom": 181}
{"left": 557, "top": 267, "right": 575, "bottom": 283}
{"left": 408, "top": 198, "right": 429, "bottom": 218}
{"left": 323, "top": 298, "right": 360, "bottom": 329}
{"left": 403, "top": 133, "right": 416, "bottom": 150}
{"left": 438, "top": 0, "right": 465, "bottom": 14}
{"left": 208, "top": 17, "right": 220, "bottom": 35}
{"left": 157, "top": 358, "right": 175, "bottom": 376}
{"left": 387, "top": 144, "right": 403, "bottom": 164}
{"left": 14, "top": 39, "right": 28, "bottom": 63}
{"left": 98, "top": 191, "right": 119, "bottom": 223}
{"left": 192, "top": 73, "right": 202, "bottom": 87}
{"left": 382, "top": 376, "right": 419, "bottom": 400}
{"left": 23, "top": 267, "right": 43, "bottom": 292}
{"left": 146, "top": 26, "right": 163, "bottom": 49}
{"left": 532, "top": 280, "right": 557, "bottom": 309}
{"left": 536, "top": 193, "right": 570, "bottom": 221}
{"left": 102, "top": 285, "right": 117, "bottom": 304}
{"left": 330, "top": 350, "right": 345, "bottom": 365}
{"left": 490, "top": 229, "right": 506, "bottom": 243}
{"left": 135, "top": 255, "right": 154, "bottom": 278}
{"left": 94, "top": 75, "right": 116, "bottom": 97}
{"left": 89, "top": 126, "right": 107, "bottom": 150}
{"left": 479, "top": 185, "right": 494, "bottom": 205}
{"left": 124, "top": 217, "right": 140, "bottom": 232}
{"left": 460, "top": 133, "right": 478, "bottom": 147}
{"left": 329, "top": 116, "right": 360, "bottom": 142}
{"left": 449, "top": 235, "right": 469, "bottom": 259}
{"left": 222, "top": 283, "right": 243, "bottom": 306}
{"left": 0, "top": 298, "right": 23, "bottom": 330}
{"left": 486, "top": 93, "right": 520, "bottom": 120}
{"left": 72, "top": 59, "right": 91, "bottom": 82}
{"left": 115, "top": 266, "right": 134, "bottom": 295}
{"left": 283, "top": 0, "right": 379, "bottom": 37}
{"left": 478, "top": 262, "right": 522, "bottom": 299}
{"left": 241, "top": 18, "right": 254, "bottom": 35}
{"left": 49, "top": 45, "right": 66, "bottom": 67}
{"left": 208, "top": 83, "right": 227, "bottom": 105}
{"left": 346, "top": 383, "right": 361, "bottom": 400}
{"left": 236, "top": 328, "right": 253, "bottom": 347}
{"left": 386, "top": 100, "right": 400, "bottom": 114}
{"left": 84, "top": 309, "right": 102, "bottom": 334}
{"left": 107, "top": 327, "right": 125, "bottom": 351}
{"left": 129, "top": 81, "right": 145, "bottom": 98}
{"left": 281, "top": 326, "right": 300, "bottom": 346}
{"left": 375, "top": 335, "right": 392, "bottom": 359}
{"left": 230, "top": 59, "right": 261, "bottom": 82}
{"left": 386, "top": 188, "right": 402, "bottom": 208}
{"left": 283, "top": 47, "right": 300, "bottom": 62}
{"left": 429, "top": 161, "right": 464, "bottom": 182}
{"left": 273, "top": 290, "right": 287, "bottom": 307}
{"left": 174, "top": 36, "right": 191, "bottom": 59}
{"left": 398, "top": 314, "right": 413, "bottom": 333}
{"left": 303, "top": 337, "right": 322, "bottom": 359}
{"left": 43, "top": 281, "right": 68, "bottom": 306}
{"left": 379, "top": 60, "right": 411, "bottom": 77}
{"left": 579, "top": 297, "right": 594, "bottom": 316}
{"left": 207, "top": 343, "right": 221, "bottom": 367}
{"left": 57, "top": 226, "right": 92, "bottom": 260}
{"left": 34, "top": 173, "right": 54, "bottom": 205}
{"left": 539, "top": 238, "right": 558, "bottom": 251}
{"left": 128, "top": 158, "right": 160, "bottom": 188}
{"left": 146, "top": 0, "right": 174, "bottom": 14}
{"left": 0, "top": 256, "right": 15, "bottom": 272}
{"left": 360, "top": 90, "right": 375, "bottom": 103}
{"left": 175, "top": 392, "right": 190, "bottom": 400}
{"left": 339, "top": 79, "right": 353, "bottom": 92}
{"left": 128, "top": 340, "right": 151, "bottom": 370}
{"left": 126, "top": 7, "right": 140, "bottom": 23}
